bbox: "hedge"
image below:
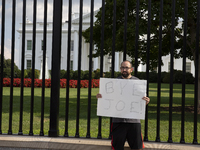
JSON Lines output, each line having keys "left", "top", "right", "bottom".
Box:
{"left": 53, "top": 69, "right": 195, "bottom": 84}
{"left": 4, "top": 69, "right": 194, "bottom": 84}
{"left": 135, "top": 70, "right": 194, "bottom": 84}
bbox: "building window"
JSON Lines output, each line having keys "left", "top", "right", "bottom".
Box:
{"left": 27, "top": 60, "right": 31, "bottom": 69}
{"left": 186, "top": 62, "right": 191, "bottom": 73}
{"left": 27, "top": 40, "right": 32, "bottom": 50}
{"left": 70, "top": 61, "right": 73, "bottom": 70}
{"left": 71, "top": 40, "right": 74, "bottom": 51}
{"left": 41, "top": 40, "right": 43, "bottom": 50}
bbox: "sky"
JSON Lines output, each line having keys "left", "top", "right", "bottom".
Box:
{"left": 0, "top": 0, "right": 102, "bottom": 66}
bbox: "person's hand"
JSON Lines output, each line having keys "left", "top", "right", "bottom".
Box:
{"left": 142, "top": 96, "right": 150, "bottom": 105}
{"left": 96, "top": 93, "right": 102, "bottom": 99}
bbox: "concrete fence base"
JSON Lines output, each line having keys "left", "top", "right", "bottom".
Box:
{"left": 0, "top": 135, "right": 199, "bottom": 150}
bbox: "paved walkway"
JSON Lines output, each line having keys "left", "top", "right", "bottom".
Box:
{"left": 0, "top": 135, "right": 199, "bottom": 150}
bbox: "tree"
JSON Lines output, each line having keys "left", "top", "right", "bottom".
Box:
{"left": 83, "top": 0, "right": 200, "bottom": 107}
{"left": 0, "top": 54, "right": 20, "bottom": 78}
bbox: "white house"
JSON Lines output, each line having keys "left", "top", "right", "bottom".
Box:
{"left": 17, "top": 10, "right": 195, "bottom": 77}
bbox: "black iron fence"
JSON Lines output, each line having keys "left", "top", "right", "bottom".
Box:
{"left": 0, "top": 0, "right": 199, "bottom": 145}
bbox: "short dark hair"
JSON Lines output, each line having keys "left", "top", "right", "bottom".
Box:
{"left": 121, "top": 60, "right": 132, "bottom": 67}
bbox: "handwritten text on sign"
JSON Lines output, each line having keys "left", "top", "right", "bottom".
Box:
{"left": 97, "top": 78, "right": 147, "bottom": 120}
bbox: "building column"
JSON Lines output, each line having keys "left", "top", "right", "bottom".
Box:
{"left": 81, "top": 40, "right": 87, "bottom": 70}
{"left": 93, "top": 57, "right": 98, "bottom": 71}
{"left": 115, "top": 52, "right": 119, "bottom": 71}
{"left": 119, "top": 52, "right": 123, "bottom": 64}
{"left": 73, "top": 31, "right": 78, "bottom": 70}
{"left": 93, "top": 46, "right": 98, "bottom": 71}
{"left": 103, "top": 55, "right": 106, "bottom": 72}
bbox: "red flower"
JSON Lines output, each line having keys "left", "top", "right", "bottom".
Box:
{"left": 2, "top": 78, "right": 100, "bottom": 88}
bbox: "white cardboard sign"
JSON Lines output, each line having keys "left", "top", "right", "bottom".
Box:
{"left": 97, "top": 78, "right": 147, "bottom": 120}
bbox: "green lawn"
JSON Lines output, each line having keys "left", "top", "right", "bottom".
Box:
{"left": 1, "top": 83, "right": 200, "bottom": 144}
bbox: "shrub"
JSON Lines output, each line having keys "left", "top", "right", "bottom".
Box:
{"left": 24, "top": 69, "right": 40, "bottom": 79}
{"left": 185, "top": 72, "right": 194, "bottom": 84}
{"left": 3, "top": 68, "right": 11, "bottom": 78}
{"left": 162, "top": 73, "right": 171, "bottom": 83}
{"left": 35, "top": 69, "right": 40, "bottom": 79}
{"left": 94, "top": 69, "right": 100, "bottom": 79}
{"left": 24, "top": 69, "right": 28, "bottom": 78}
{"left": 49, "top": 70, "right": 51, "bottom": 76}
{"left": 162, "top": 70, "right": 194, "bottom": 84}
{"left": 63, "top": 70, "right": 74, "bottom": 79}
{"left": 1, "top": 58, "right": 20, "bottom": 78}
{"left": 69, "top": 70, "right": 74, "bottom": 79}
{"left": 114, "top": 71, "right": 121, "bottom": 78}
{"left": 103, "top": 71, "right": 121, "bottom": 78}
{"left": 71, "top": 70, "right": 78, "bottom": 80}
{"left": 173, "top": 70, "right": 182, "bottom": 83}
{"left": 104, "top": 72, "right": 111, "bottom": 78}
{"left": 82, "top": 70, "right": 89, "bottom": 80}
{"left": 3, "top": 78, "right": 10, "bottom": 87}
{"left": 60, "top": 69, "right": 66, "bottom": 79}
{"left": 82, "top": 70, "right": 95, "bottom": 80}
{"left": 27, "top": 69, "right": 32, "bottom": 78}
{"left": 149, "top": 72, "right": 158, "bottom": 83}
{"left": 71, "top": 70, "right": 85, "bottom": 80}
{"left": 15, "top": 69, "right": 21, "bottom": 78}
{"left": 137, "top": 72, "right": 146, "bottom": 80}
{"left": 161, "top": 71, "right": 168, "bottom": 83}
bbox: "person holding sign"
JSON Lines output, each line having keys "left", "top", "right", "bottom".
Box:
{"left": 96, "top": 60, "right": 150, "bottom": 150}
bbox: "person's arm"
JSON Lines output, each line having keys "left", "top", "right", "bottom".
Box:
{"left": 142, "top": 96, "right": 150, "bottom": 105}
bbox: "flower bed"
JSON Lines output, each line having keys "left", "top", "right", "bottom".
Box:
{"left": 2, "top": 78, "right": 99, "bottom": 88}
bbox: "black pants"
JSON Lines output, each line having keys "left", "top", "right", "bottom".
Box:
{"left": 111, "top": 123, "right": 144, "bottom": 150}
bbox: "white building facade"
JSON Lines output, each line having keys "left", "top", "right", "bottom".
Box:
{"left": 17, "top": 11, "right": 195, "bottom": 76}
{"left": 17, "top": 11, "right": 128, "bottom": 73}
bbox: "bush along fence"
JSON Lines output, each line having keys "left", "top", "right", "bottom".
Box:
{"left": 2, "top": 69, "right": 194, "bottom": 88}
{"left": 6, "top": 68, "right": 195, "bottom": 84}
{"left": 2, "top": 78, "right": 100, "bottom": 88}
{"left": 60, "top": 69, "right": 195, "bottom": 84}
{"left": 3, "top": 69, "right": 194, "bottom": 88}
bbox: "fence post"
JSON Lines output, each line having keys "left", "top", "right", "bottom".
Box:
{"left": 48, "top": 0, "right": 63, "bottom": 137}
{"left": 0, "top": 0, "right": 5, "bottom": 134}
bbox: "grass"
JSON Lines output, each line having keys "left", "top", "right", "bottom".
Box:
{"left": 1, "top": 83, "right": 200, "bottom": 144}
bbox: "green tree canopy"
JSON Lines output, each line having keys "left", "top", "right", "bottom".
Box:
{"left": 83, "top": 0, "right": 199, "bottom": 70}
{"left": 0, "top": 54, "right": 20, "bottom": 77}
